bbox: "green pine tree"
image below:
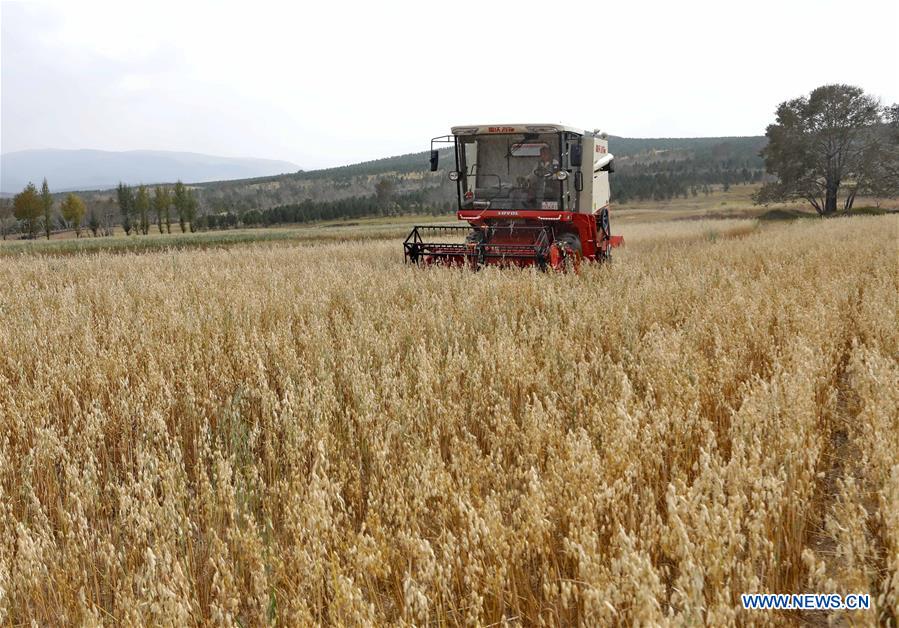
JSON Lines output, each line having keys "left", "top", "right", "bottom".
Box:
{"left": 40, "top": 178, "right": 53, "bottom": 239}
{"left": 173, "top": 181, "right": 188, "bottom": 233}
{"left": 116, "top": 183, "right": 135, "bottom": 235}
{"left": 135, "top": 185, "right": 151, "bottom": 235}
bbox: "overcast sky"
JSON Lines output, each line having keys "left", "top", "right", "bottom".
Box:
{"left": 2, "top": 0, "right": 897, "bottom": 169}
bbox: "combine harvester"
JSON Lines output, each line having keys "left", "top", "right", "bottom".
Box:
{"left": 404, "top": 124, "right": 623, "bottom": 271}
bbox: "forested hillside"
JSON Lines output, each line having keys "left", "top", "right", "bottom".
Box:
{"left": 611, "top": 136, "right": 767, "bottom": 202}
{"left": 24, "top": 136, "right": 766, "bottom": 233}
{"left": 208, "top": 135, "right": 764, "bottom": 203}
{"left": 191, "top": 135, "right": 767, "bottom": 217}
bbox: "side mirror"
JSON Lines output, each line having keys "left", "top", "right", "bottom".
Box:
{"left": 575, "top": 171, "right": 583, "bottom": 192}
{"left": 429, "top": 149, "right": 439, "bottom": 172}
{"left": 570, "top": 144, "right": 583, "bottom": 168}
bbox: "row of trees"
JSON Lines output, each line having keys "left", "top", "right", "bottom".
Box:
{"left": 5, "top": 179, "right": 88, "bottom": 239}
{"left": 116, "top": 181, "right": 198, "bottom": 235}
{"left": 2, "top": 179, "right": 202, "bottom": 240}
{"left": 3, "top": 177, "right": 444, "bottom": 239}
{"left": 193, "top": 187, "right": 449, "bottom": 231}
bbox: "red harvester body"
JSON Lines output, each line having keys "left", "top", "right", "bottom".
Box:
{"left": 404, "top": 123, "right": 623, "bottom": 271}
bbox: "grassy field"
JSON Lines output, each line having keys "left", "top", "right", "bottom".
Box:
{"left": 1, "top": 211, "right": 897, "bottom": 625}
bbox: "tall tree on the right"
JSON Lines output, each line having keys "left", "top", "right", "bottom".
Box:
{"left": 756, "top": 85, "right": 899, "bottom": 214}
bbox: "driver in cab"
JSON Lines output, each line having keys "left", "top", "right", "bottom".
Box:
{"left": 524, "top": 145, "right": 559, "bottom": 207}
{"left": 534, "top": 146, "right": 559, "bottom": 178}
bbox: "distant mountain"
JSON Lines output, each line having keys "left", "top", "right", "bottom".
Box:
{"left": 0, "top": 149, "right": 300, "bottom": 194}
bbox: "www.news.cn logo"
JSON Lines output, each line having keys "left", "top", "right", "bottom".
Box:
{"left": 741, "top": 593, "right": 870, "bottom": 611}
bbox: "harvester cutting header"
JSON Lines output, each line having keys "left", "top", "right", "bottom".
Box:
{"left": 404, "top": 124, "right": 623, "bottom": 271}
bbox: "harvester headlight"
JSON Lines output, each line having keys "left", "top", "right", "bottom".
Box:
{"left": 555, "top": 170, "right": 569, "bottom": 181}
{"left": 449, "top": 171, "right": 460, "bottom": 181}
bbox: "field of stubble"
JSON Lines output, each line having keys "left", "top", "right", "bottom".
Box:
{"left": 1, "top": 215, "right": 896, "bottom": 626}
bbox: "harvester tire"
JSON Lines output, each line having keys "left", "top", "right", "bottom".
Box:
{"left": 550, "top": 234, "right": 582, "bottom": 272}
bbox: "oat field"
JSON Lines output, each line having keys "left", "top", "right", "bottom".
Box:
{"left": 1, "top": 215, "right": 897, "bottom": 626}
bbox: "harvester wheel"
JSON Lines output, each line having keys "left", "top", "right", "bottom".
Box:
{"left": 549, "top": 235, "right": 582, "bottom": 272}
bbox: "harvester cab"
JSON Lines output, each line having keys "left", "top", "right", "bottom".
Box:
{"left": 404, "top": 124, "right": 623, "bottom": 270}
